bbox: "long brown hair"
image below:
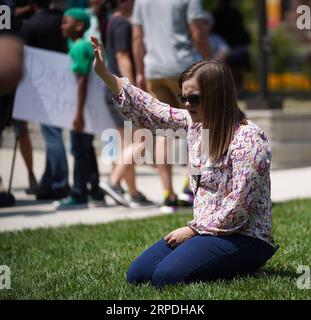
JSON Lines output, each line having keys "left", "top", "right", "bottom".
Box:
{"left": 179, "top": 59, "right": 247, "bottom": 163}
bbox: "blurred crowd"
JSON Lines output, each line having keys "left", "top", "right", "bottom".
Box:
{"left": 0, "top": 0, "right": 251, "bottom": 211}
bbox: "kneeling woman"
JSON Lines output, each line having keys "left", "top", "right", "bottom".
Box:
{"left": 91, "top": 37, "right": 278, "bottom": 289}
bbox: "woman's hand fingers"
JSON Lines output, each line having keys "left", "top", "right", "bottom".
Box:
{"left": 164, "top": 233, "right": 171, "bottom": 242}
{"left": 168, "top": 239, "right": 177, "bottom": 248}
{"left": 98, "top": 44, "right": 104, "bottom": 62}
{"left": 165, "top": 232, "right": 178, "bottom": 248}
{"left": 91, "top": 36, "right": 104, "bottom": 63}
{"left": 90, "top": 36, "right": 99, "bottom": 48}
{"left": 94, "top": 48, "right": 103, "bottom": 64}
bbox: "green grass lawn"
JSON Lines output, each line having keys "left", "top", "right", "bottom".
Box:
{"left": 1, "top": 199, "right": 311, "bottom": 300}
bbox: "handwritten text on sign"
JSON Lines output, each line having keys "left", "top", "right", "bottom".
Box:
{"left": 13, "top": 46, "right": 115, "bottom": 134}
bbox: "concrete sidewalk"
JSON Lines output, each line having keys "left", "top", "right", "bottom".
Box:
{"left": 1, "top": 147, "right": 311, "bottom": 233}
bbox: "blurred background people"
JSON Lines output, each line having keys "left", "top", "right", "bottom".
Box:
{"left": 97, "top": 0, "right": 153, "bottom": 208}
{"left": 0, "top": 35, "right": 23, "bottom": 99}
{"left": 132, "top": 0, "right": 210, "bottom": 213}
{"left": 0, "top": 1, "right": 23, "bottom": 207}
{"left": 57, "top": 8, "right": 104, "bottom": 210}
{"left": 213, "top": 0, "right": 251, "bottom": 91}
{"left": 197, "top": 11, "right": 230, "bottom": 62}
{"left": 13, "top": 121, "right": 38, "bottom": 194}
{"left": 0, "top": 0, "right": 38, "bottom": 195}
{"left": 14, "top": 0, "right": 33, "bottom": 22}
{"left": 67, "top": 0, "right": 88, "bottom": 9}
{"left": 19, "top": 0, "right": 70, "bottom": 200}
{"left": 84, "top": 0, "right": 103, "bottom": 41}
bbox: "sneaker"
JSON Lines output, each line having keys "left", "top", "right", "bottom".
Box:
{"left": 89, "top": 190, "right": 107, "bottom": 208}
{"left": 129, "top": 192, "right": 155, "bottom": 208}
{"left": 54, "top": 196, "right": 88, "bottom": 211}
{"left": 160, "top": 195, "right": 178, "bottom": 214}
{"left": 25, "top": 173, "right": 38, "bottom": 195}
{"left": 177, "top": 187, "right": 194, "bottom": 207}
{"left": 89, "top": 195, "right": 107, "bottom": 208}
{"left": 99, "top": 181, "right": 128, "bottom": 206}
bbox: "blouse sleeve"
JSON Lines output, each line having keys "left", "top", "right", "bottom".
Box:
{"left": 188, "top": 128, "right": 272, "bottom": 235}
{"left": 112, "top": 78, "right": 191, "bottom": 132}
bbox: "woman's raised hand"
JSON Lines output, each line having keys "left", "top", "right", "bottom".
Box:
{"left": 90, "top": 36, "right": 122, "bottom": 96}
{"left": 91, "top": 36, "right": 107, "bottom": 77}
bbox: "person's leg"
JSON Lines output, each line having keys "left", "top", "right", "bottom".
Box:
{"left": 15, "top": 121, "right": 37, "bottom": 192}
{"left": 151, "top": 234, "right": 276, "bottom": 289}
{"left": 155, "top": 136, "right": 174, "bottom": 195}
{"left": 70, "top": 131, "right": 93, "bottom": 203}
{"left": 110, "top": 137, "right": 146, "bottom": 197}
{"left": 146, "top": 79, "right": 176, "bottom": 202}
{"left": 126, "top": 239, "right": 173, "bottom": 284}
{"left": 120, "top": 164, "right": 137, "bottom": 195}
{"left": 110, "top": 128, "right": 138, "bottom": 195}
{"left": 101, "top": 127, "right": 136, "bottom": 205}
{"left": 87, "top": 138, "right": 106, "bottom": 203}
{"left": 0, "top": 94, "right": 16, "bottom": 207}
{"left": 164, "top": 79, "right": 194, "bottom": 205}
{"left": 88, "top": 139, "right": 100, "bottom": 194}
{"left": 40, "top": 124, "right": 68, "bottom": 191}
{"left": 107, "top": 139, "right": 154, "bottom": 207}
{"left": 16, "top": 121, "right": 33, "bottom": 174}
{"left": 105, "top": 91, "right": 134, "bottom": 192}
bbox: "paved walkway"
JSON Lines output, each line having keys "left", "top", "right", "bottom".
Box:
{"left": 1, "top": 148, "right": 311, "bottom": 232}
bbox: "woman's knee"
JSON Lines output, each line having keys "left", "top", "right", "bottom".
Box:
{"left": 126, "top": 239, "right": 173, "bottom": 286}
{"left": 151, "top": 264, "right": 185, "bottom": 289}
{"left": 126, "top": 262, "right": 143, "bottom": 285}
{"left": 126, "top": 258, "right": 154, "bottom": 285}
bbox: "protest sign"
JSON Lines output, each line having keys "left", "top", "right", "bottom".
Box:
{"left": 13, "top": 46, "right": 115, "bottom": 134}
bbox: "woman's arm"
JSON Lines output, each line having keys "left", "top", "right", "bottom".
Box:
{"left": 91, "top": 36, "right": 191, "bottom": 132}
{"left": 188, "top": 128, "right": 272, "bottom": 235}
{"left": 91, "top": 36, "right": 122, "bottom": 95}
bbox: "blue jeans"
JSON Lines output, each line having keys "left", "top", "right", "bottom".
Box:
{"left": 70, "top": 131, "right": 100, "bottom": 202}
{"left": 40, "top": 125, "right": 68, "bottom": 190}
{"left": 127, "top": 234, "right": 276, "bottom": 288}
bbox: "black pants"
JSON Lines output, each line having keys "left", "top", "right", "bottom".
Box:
{"left": 70, "top": 131, "right": 100, "bottom": 202}
{"left": 0, "top": 92, "right": 14, "bottom": 135}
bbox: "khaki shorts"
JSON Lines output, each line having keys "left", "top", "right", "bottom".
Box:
{"left": 146, "top": 78, "right": 182, "bottom": 108}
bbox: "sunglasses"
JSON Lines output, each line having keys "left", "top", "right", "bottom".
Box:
{"left": 178, "top": 94, "right": 201, "bottom": 106}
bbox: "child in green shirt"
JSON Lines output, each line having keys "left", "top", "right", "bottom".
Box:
{"left": 56, "top": 8, "right": 104, "bottom": 209}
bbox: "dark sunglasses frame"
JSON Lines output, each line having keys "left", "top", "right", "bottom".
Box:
{"left": 178, "top": 94, "right": 201, "bottom": 106}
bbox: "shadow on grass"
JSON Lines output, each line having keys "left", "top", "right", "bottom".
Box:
{"left": 252, "top": 268, "right": 298, "bottom": 279}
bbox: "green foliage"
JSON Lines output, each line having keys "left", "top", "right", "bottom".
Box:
{"left": 202, "top": 0, "right": 257, "bottom": 24}
{"left": 202, "top": 0, "right": 219, "bottom": 11}
{"left": 270, "top": 27, "right": 293, "bottom": 72}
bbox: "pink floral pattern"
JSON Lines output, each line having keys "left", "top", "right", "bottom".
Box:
{"left": 113, "top": 78, "right": 275, "bottom": 247}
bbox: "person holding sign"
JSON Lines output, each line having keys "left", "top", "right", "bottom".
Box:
{"left": 56, "top": 9, "right": 104, "bottom": 210}
{"left": 19, "top": 0, "right": 69, "bottom": 200}
{"left": 90, "top": 36, "right": 278, "bottom": 288}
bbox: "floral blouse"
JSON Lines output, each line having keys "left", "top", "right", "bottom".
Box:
{"left": 113, "top": 78, "right": 275, "bottom": 247}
